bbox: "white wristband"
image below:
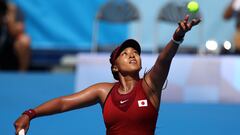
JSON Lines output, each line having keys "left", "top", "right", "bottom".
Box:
{"left": 171, "top": 38, "right": 183, "bottom": 45}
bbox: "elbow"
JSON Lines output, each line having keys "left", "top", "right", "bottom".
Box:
{"left": 53, "top": 97, "right": 66, "bottom": 112}
{"left": 59, "top": 96, "right": 76, "bottom": 112}
{"left": 60, "top": 98, "right": 70, "bottom": 112}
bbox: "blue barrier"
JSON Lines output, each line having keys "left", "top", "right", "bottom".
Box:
{"left": 1, "top": 72, "right": 240, "bottom": 135}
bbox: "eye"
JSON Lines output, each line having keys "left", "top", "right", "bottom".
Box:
{"left": 121, "top": 51, "right": 127, "bottom": 56}
{"left": 133, "top": 50, "right": 139, "bottom": 55}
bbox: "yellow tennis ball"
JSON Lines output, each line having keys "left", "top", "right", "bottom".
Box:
{"left": 187, "top": 1, "right": 199, "bottom": 13}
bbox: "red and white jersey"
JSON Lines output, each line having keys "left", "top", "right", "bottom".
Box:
{"left": 103, "top": 79, "right": 158, "bottom": 135}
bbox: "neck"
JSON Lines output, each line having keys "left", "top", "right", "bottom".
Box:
{"left": 118, "top": 75, "right": 140, "bottom": 94}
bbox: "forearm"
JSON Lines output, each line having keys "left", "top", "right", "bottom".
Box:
{"left": 14, "top": 97, "right": 67, "bottom": 133}
{"left": 157, "top": 39, "right": 180, "bottom": 63}
{"left": 30, "top": 97, "right": 65, "bottom": 119}
{"left": 26, "top": 88, "right": 100, "bottom": 119}
{"left": 147, "top": 39, "right": 180, "bottom": 90}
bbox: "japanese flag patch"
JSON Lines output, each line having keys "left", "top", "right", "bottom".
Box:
{"left": 138, "top": 99, "right": 148, "bottom": 107}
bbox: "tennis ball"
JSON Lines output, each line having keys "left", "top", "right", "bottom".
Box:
{"left": 187, "top": 1, "right": 199, "bottom": 13}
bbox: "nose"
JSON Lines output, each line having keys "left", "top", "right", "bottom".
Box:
{"left": 129, "top": 53, "right": 135, "bottom": 58}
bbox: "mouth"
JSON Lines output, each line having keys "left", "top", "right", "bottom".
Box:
{"left": 129, "top": 59, "right": 137, "bottom": 64}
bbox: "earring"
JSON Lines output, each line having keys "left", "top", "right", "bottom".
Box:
{"left": 113, "top": 66, "right": 118, "bottom": 72}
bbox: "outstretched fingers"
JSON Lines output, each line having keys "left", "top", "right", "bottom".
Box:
{"left": 184, "top": 16, "right": 201, "bottom": 31}
{"left": 178, "top": 21, "right": 191, "bottom": 32}
{"left": 178, "top": 22, "right": 186, "bottom": 31}
{"left": 191, "top": 18, "right": 201, "bottom": 26}
{"left": 184, "top": 15, "right": 190, "bottom": 22}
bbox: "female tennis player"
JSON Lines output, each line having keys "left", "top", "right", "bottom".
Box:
{"left": 14, "top": 15, "right": 200, "bottom": 135}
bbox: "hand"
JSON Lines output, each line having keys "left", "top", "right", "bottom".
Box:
{"left": 173, "top": 15, "right": 201, "bottom": 40}
{"left": 14, "top": 115, "right": 30, "bottom": 135}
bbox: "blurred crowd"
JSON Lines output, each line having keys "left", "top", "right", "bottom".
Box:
{"left": 223, "top": 0, "right": 240, "bottom": 54}
{"left": 0, "top": 0, "right": 30, "bottom": 71}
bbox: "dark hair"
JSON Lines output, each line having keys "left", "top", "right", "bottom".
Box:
{"left": 111, "top": 65, "right": 119, "bottom": 80}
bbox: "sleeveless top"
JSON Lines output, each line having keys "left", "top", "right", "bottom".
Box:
{"left": 103, "top": 79, "right": 158, "bottom": 135}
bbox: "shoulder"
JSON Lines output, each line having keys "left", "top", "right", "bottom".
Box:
{"left": 92, "top": 82, "right": 115, "bottom": 90}
{"left": 89, "top": 82, "right": 116, "bottom": 103}
{"left": 89, "top": 82, "right": 115, "bottom": 94}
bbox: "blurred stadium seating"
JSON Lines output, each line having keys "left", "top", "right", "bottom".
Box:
{"left": 13, "top": 0, "right": 233, "bottom": 70}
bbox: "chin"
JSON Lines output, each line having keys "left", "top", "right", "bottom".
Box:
{"left": 129, "top": 67, "right": 141, "bottom": 72}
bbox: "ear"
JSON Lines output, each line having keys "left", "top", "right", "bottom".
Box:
{"left": 112, "top": 65, "right": 118, "bottom": 72}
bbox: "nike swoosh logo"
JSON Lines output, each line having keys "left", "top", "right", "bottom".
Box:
{"left": 120, "top": 99, "right": 128, "bottom": 104}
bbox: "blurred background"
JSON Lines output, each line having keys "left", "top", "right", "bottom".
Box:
{"left": 1, "top": 0, "right": 240, "bottom": 135}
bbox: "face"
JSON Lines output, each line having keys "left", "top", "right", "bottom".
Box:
{"left": 113, "top": 47, "right": 142, "bottom": 76}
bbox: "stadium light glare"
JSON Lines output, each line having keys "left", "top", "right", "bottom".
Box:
{"left": 205, "top": 40, "right": 218, "bottom": 51}
{"left": 223, "top": 41, "right": 232, "bottom": 50}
